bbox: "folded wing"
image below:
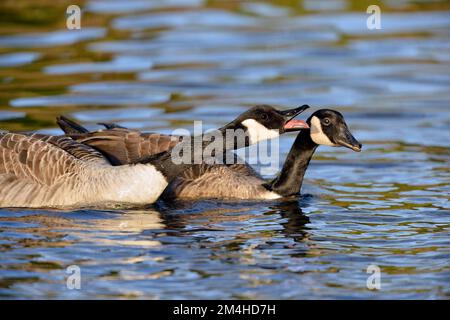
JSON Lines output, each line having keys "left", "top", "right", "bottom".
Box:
{"left": 0, "top": 132, "right": 111, "bottom": 207}
{"left": 63, "top": 125, "right": 181, "bottom": 165}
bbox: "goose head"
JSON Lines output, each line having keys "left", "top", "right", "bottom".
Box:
{"left": 308, "top": 109, "right": 362, "bottom": 152}
{"left": 222, "top": 104, "right": 310, "bottom": 145}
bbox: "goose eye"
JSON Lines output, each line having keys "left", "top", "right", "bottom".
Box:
{"left": 323, "top": 118, "right": 331, "bottom": 126}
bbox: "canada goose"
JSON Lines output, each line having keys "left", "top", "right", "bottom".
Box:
{"left": 57, "top": 109, "right": 361, "bottom": 200}
{"left": 0, "top": 105, "right": 308, "bottom": 208}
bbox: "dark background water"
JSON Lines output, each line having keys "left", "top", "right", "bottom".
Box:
{"left": 0, "top": 0, "right": 449, "bottom": 299}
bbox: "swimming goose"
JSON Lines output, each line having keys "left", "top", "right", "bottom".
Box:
{"left": 0, "top": 105, "right": 308, "bottom": 208}
{"left": 57, "top": 109, "right": 361, "bottom": 200}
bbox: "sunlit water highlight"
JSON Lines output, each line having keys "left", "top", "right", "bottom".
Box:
{"left": 0, "top": 0, "right": 449, "bottom": 299}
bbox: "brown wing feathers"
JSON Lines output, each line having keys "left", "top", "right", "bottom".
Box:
{"left": 0, "top": 133, "right": 107, "bottom": 184}
{"left": 0, "top": 132, "right": 113, "bottom": 207}
{"left": 57, "top": 116, "right": 182, "bottom": 165}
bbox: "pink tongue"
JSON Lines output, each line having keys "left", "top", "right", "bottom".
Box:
{"left": 284, "top": 119, "right": 309, "bottom": 129}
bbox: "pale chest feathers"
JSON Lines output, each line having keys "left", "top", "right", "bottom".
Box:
{"left": 241, "top": 119, "right": 280, "bottom": 145}
{"left": 310, "top": 116, "right": 336, "bottom": 147}
{"left": 101, "top": 164, "right": 168, "bottom": 204}
{"left": 262, "top": 191, "right": 282, "bottom": 200}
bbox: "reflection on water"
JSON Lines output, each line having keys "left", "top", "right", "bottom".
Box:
{"left": 0, "top": 0, "right": 449, "bottom": 299}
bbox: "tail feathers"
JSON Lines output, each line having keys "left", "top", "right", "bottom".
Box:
{"left": 56, "top": 116, "right": 89, "bottom": 134}
{"left": 97, "top": 122, "right": 126, "bottom": 129}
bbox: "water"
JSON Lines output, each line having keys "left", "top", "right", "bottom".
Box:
{"left": 0, "top": 0, "right": 449, "bottom": 299}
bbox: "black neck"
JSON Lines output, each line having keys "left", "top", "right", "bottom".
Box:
{"left": 268, "top": 129, "right": 318, "bottom": 197}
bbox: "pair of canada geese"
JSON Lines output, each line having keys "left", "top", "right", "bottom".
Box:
{"left": 0, "top": 105, "right": 361, "bottom": 208}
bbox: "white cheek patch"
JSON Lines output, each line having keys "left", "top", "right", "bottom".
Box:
{"left": 241, "top": 119, "right": 280, "bottom": 145}
{"left": 310, "top": 116, "right": 336, "bottom": 146}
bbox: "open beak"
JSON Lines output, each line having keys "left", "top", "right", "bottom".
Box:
{"left": 280, "top": 104, "right": 310, "bottom": 132}
{"left": 335, "top": 128, "right": 362, "bottom": 152}
{"left": 284, "top": 119, "right": 309, "bottom": 131}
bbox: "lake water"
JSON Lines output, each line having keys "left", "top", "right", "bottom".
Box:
{"left": 0, "top": 0, "right": 449, "bottom": 299}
